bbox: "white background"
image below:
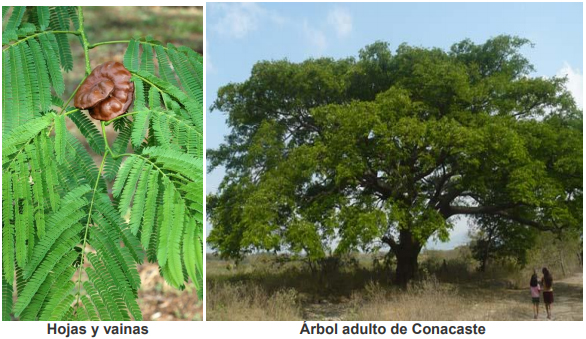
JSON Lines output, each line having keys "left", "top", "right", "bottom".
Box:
{"left": 1, "top": 0, "right": 584, "bottom": 337}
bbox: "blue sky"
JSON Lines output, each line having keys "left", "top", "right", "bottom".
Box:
{"left": 205, "top": 2, "right": 583, "bottom": 250}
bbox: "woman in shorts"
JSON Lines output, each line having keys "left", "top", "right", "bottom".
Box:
{"left": 541, "top": 267, "right": 554, "bottom": 319}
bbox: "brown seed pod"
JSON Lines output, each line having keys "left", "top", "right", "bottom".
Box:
{"left": 74, "top": 61, "right": 134, "bottom": 121}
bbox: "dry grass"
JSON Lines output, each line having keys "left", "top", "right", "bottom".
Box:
{"left": 207, "top": 281, "right": 302, "bottom": 321}
{"left": 206, "top": 249, "right": 583, "bottom": 321}
{"left": 347, "top": 278, "right": 472, "bottom": 321}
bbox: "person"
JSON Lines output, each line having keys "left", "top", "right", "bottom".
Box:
{"left": 541, "top": 267, "right": 554, "bottom": 319}
{"left": 529, "top": 270, "right": 541, "bottom": 319}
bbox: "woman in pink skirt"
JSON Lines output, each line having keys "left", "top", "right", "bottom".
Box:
{"left": 530, "top": 270, "right": 541, "bottom": 319}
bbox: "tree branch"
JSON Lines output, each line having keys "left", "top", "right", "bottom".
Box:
{"left": 495, "top": 211, "right": 560, "bottom": 232}
{"left": 442, "top": 203, "right": 521, "bottom": 218}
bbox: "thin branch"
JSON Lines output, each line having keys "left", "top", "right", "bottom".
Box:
{"left": 443, "top": 203, "right": 521, "bottom": 218}
{"left": 74, "top": 148, "right": 109, "bottom": 312}
{"left": 2, "top": 30, "right": 79, "bottom": 51}
{"left": 77, "top": 6, "right": 91, "bottom": 75}
{"left": 89, "top": 40, "right": 169, "bottom": 50}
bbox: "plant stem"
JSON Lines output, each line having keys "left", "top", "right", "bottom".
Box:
{"left": 88, "top": 40, "right": 130, "bottom": 49}
{"left": 1, "top": 31, "right": 79, "bottom": 51}
{"left": 74, "top": 148, "right": 109, "bottom": 315}
{"left": 64, "top": 109, "right": 79, "bottom": 117}
{"left": 47, "top": 6, "right": 92, "bottom": 136}
{"left": 104, "top": 110, "right": 150, "bottom": 126}
{"left": 77, "top": 6, "right": 91, "bottom": 75}
{"left": 89, "top": 40, "right": 169, "bottom": 50}
{"left": 130, "top": 73, "right": 169, "bottom": 109}
{"left": 60, "top": 74, "right": 88, "bottom": 115}
{"left": 45, "top": 72, "right": 87, "bottom": 137}
{"left": 101, "top": 121, "right": 114, "bottom": 156}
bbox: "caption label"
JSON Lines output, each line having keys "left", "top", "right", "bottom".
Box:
{"left": 300, "top": 322, "right": 486, "bottom": 335}
{"left": 48, "top": 323, "right": 149, "bottom": 337}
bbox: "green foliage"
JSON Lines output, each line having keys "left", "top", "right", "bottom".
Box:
{"left": 469, "top": 215, "right": 539, "bottom": 271}
{"left": 2, "top": 6, "right": 203, "bottom": 320}
{"left": 208, "top": 36, "right": 582, "bottom": 284}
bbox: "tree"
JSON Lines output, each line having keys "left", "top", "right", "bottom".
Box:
{"left": 208, "top": 36, "right": 582, "bottom": 285}
{"left": 469, "top": 215, "right": 539, "bottom": 272}
{"left": 2, "top": 7, "right": 203, "bottom": 320}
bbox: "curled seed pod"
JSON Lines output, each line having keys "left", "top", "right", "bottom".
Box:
{"left": 74, "top": 61, "right": 134, "bottom": 121}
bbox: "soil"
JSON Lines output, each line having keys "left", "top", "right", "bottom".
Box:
{"left": 300, "top": 273, "right": 583, "bottom": 321}
{"left": 523, "top": 273, "right": 582, "bottom": 321}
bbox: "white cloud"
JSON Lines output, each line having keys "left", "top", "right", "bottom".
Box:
{"left": 557, "top": 62, "right": 583, "bottom": 109}
{"left": 327, "top": 7, "right": 353, "bottom": 38}
{"left": 303, "top": 20, "right": 327, "bottom": 55}
{"left": 212, "top": 3, "right": 285, "bottom": 39}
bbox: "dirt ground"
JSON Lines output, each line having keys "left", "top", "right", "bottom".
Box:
{"left": 301, "top": 273, "right": 583, "bottom": 321}
{"left": 504, "top": 273, "right": 583, "bottom": 321}
{"left": 137, "top": 263, "right": 203, "bottom": 321}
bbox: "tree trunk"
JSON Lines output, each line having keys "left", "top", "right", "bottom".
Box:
{"left": 384, "top": 229, "right": 423, "bottom": 286}
{"left": 480, "top": 228, "right": 495, "bottom": 273}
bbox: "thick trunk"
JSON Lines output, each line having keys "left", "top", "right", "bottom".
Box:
{"left": 384, "top": 229, "right": 423, "bottom": 286}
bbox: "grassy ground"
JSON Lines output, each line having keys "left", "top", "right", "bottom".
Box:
{"left": 206, "top": 250, "right": 583, "bottom": 321}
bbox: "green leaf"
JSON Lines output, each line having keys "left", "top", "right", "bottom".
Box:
{"left": 129, "top": 164, "right": 151, "bottom": 235}
{"left": 37, "top": 7, "right": 51, "bottom": 31}
{"left": 132, "top": 77, "right": 146, "bottom": 111}
{"left": 183, "top": 217, "right": 199, "bottom": 289}
{"left": 142, "top": 147, "right": 203, "bottom": 182}
{"left": 50, "top": 7, "right": 74, "bottom": 71}
{"left": 131, "top": 111, "right": 150, "bottom": 149}
{"left": 17, "top": 43, "right": 36, "bottom": 123}
{"left": 168, "top": 45, "right": 203, "bottom": 106}
{"left": 157, "top": 180, "right": 174, "bottom": 267}
{"left": 6, "top": 42, "right": 27, "bottom": 134}
{"left": 69, "top": 110, "right": 105, "bottom": 155}
{"left": 2, "top": 114, "right": 54, "bottom": 159}
{"left": 38, "top": 33, "right": 65, "bottom": 95}
{"left": 27, "top": 38, "right": 52, "bottom": 112}
{"left": 124, "top": 39, "right": 140, "bottom": 72}
{"left": 148, "top": 86, "right": 161, "bottom": 110}
{"left": 139, "top": 44, "right": 154, "bottom": 75}
{"left": 5, "top": 6, "right": 26, "bottom": 31}
{"left": 141, "top": 170, "right": 159, "bottom": 249}
{"left": 166, "top": 200, "right": 185, "bottom": 287}
{"left": 117, "top": 157, "right": 146, "bottom": 216}
{"left": 2, "top": 214, "right": 16, "bottom": 284}
{"left": 3, "top": 274, "right": 14, "bottom": 320}
{"left": 13, "top": 224, "right": 81, "bottom": 317}
{"left": 54, "top": 114, "right": 66, "bottom": 164}
{"left": 23, "top": 184, "right": 90, "bottom": 279}
{"left": 2, "top": 50, "right": 13, "bottom": 132}
{"left": 154, "top": 45, "right": 180, "bottom": 88}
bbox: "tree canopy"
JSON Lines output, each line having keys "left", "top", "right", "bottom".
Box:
{"left": 207, "top": 36, "right": 582, "bottom": 284}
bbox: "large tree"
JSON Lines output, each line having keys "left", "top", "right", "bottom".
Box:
{"left": 208, "top": 36, "right": 582, "bottom": 285}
